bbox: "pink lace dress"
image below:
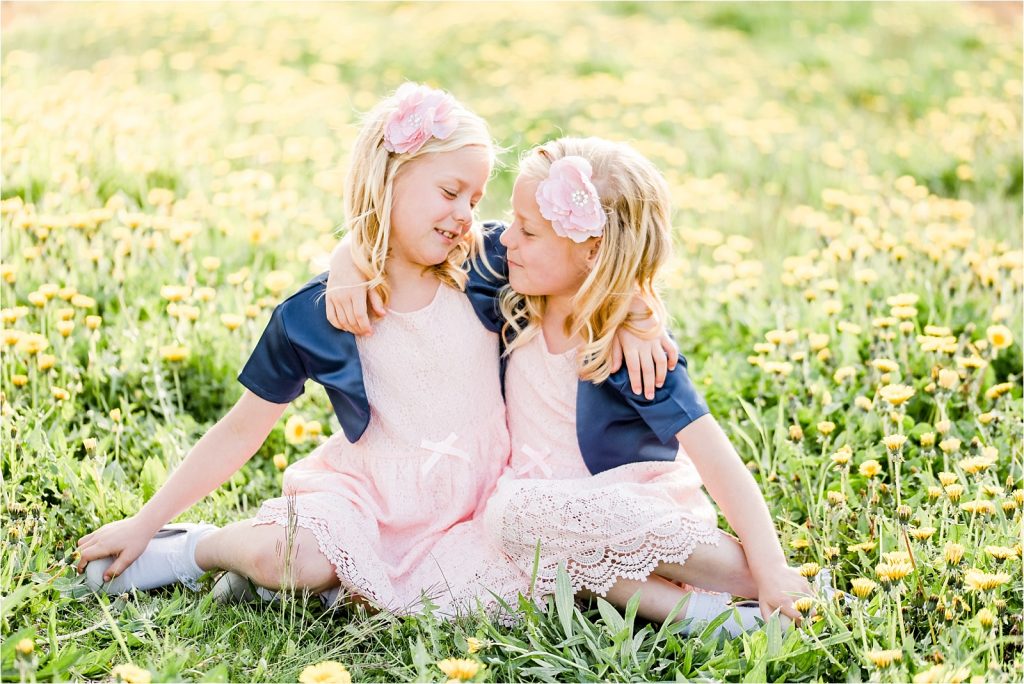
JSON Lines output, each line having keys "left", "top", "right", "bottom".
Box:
{"left": 254, "top": 284, "right": 527, "bottom": 619}
{"left": 482, "top": 332, "right": 723, "bottom": 596}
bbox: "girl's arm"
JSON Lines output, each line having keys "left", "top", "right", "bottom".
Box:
{"left": 76, "top": 391, "right": 286, "bottom": 581}
{"left": 675, "top": 413, "right": 812, "bottom": 622}
{"left": 324, "top": 236, "right": 676, "bottom": 397}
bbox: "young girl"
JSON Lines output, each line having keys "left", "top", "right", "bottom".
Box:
{"left": 326, "top": 138, "right": 819, "bottom": 631}
{"left": 75, "top": 86, "right": 666, "bottom": 620}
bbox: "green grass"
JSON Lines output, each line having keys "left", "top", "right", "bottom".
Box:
{"left": 2, "top": 2, "right": 1022, "bottom": 681}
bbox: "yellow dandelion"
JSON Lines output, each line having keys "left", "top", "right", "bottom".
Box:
{"left": 919, "top": 432, "right": 936, "bottom": 448}
{"left": 15, "top": 638, "right": 33, "bottom": 656}
{"left": 437, "top": 658, "right": 481, "bottom": 682}
{"left": 264, "top": 270, "right": 296, "bottom": 295}
{"left": 986, "top": 325, "right": 1013, "bottom": 350}
{"left": 924, "top": 325, "right": 953, "bottom": 337}
{"left": 938, "top": 438, "right": 961, "bottom": 454}
{"left": 945, "top": 484, "right": 964, "bottom": 502}
{"left": 883, "top": 434, "right": 906, "bottom": 452}
{"left": 960, "top": 500, "right": 996, "bottom": 516}
{"left": 937, "top": 368, "right": 959, "bottom": 390}
{"left": 976, "top": 607, "right": 995, "bottom": 628}
{"left": 859, "top": 459, "right": 882, "bottom": 478}
{"left": 817, "top": 421, "right": 835, "bottom": 436}
{"left": 11, "top": 374, "right": 28, "bottom": 387}
{"left": 957, "top": 456, "right": 994, "bottom": 475}
{"left": 870, "top": 359, "right": 900, "bottom": 373}
{"left": 865, "top": 649, "right": 902, "bottom": 668}
{"left": 875, "top": 561, "right": 913, "bottom": 582}
{"left": 466, "top": 637, "right": 483, "bottom": 654}
{"left": 964, "top": 569, "right": 1010, "bottom": 591}
{"left": 56, "top": 320, "right": 75, "bottom": 337}
{"left": 984, "top": 546, "right": 1016, "bottom": 561}
{"left": 201, "top": 256, "right": 222, "bottom": 271}
{"left": 245, "top": 304, "right": 261, "bottom": 318}
{"left": 910, "top": 527, "right": 936, "bottom": 541}
{"left": 38, "top": 354, "right": 56, "bottom": 371}
{"left": 927, "top": 485, "right": 942, "bottom": 500}
{"left": 304, "top": 420, "right": 323, "bottom": 437}
{"left": 985, "top": 382, "right": 1014, "bottom": 400}
{"left": 879, "top": 383, "right": 915, "bottom": 406}
{"left": 854, "top": 396, "right": 873, "bottom": 411}
{"left": 71, "top": 294, "right": 96, "bottom": 309}
{"left": 160, "top": 285, "right": 191, "bottom": 302}
{"left": 833, "top": 366, "right": 856, "bottom": 383}
{"left": 85, "top": 315, "right": 102, "bottom": 330}
{"left": 159, "top": 345, "right": 189, "bottom": 362}
{"left": 273, "top": 453, "right": 288, "bottom": 470}
{"left": 788, "top": 424, "right": 804, "bottom": 442}
{"left": 808, "top": 333, "right": 830, "bottom": 351}
{"left": 15, "top": 333, "right": 48, "bottom": 355}
{"left": 112, "top": 664, "right": 152, "bottom": 684}
{"left": 850, "top": 578, "right": 877, "bottom": 599}
{"left": 793, "top": 597, "right": 814, "bottom": 615}
{"left": 51, "top": 387, "right": 70, "bottom": 401}
{"left": 56, "top": 307, "right": 75, "bottom": 321}
{"left": 935, "top": 419, "right": 952, "bottom": 434}
{"left": 887, "top": 293, "right": 919, "bottom": 308}
{"left": 827, "top": 490, "right": 847, "bottom": 506}
{"left": 285, "top": 415, "right": 307, "bottom": 445}
{"left": 799, "top": 562, "right": 820, "bottom": 578}
{"left": 298, "top": 661, "right": 352, "bottom": 684}
{"left": 789, "top": 538, "right": 810, "bottom": 550}
{"left": 220, "top": 313, "right": 244, "bottom": 331}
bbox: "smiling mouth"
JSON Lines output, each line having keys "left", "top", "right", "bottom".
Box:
{"left": 435, "top": 228, "right": 458, "bottom": 240}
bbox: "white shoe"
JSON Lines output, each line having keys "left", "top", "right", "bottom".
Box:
{"left": 85, "top": 523, "right": 217, "bottom": 595}
{"left": 211, "top": 571, "right": 280, "bottom": 604}
{"left": 681, "top": 592, "right": 763, "bottom": 638}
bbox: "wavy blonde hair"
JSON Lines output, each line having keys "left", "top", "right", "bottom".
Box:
{"left": 500, "top": 137, "right": 673, "bottom": 384}
{"left": 342, "top": 85, "right": 496, "bottom": 306}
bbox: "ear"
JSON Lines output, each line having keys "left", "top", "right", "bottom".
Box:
{"left": 585, "top": 237, "right": 603, "bottom": 269}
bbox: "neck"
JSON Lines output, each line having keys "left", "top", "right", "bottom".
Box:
{"left": 541, "top": 293, "right": 579, "bottom": 349}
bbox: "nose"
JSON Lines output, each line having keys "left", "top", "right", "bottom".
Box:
{"left": 453, "top": 197, "right": 472, "bottom": 228}
{"left": 499, "top": 225, "right": 511, "bottom": 247}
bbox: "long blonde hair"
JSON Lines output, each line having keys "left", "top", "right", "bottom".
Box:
{"left": 500, "top": 137, "right": 673, "bottom": 383}
{"left": 342, "top": 85, "right": 496, "bottom": 307}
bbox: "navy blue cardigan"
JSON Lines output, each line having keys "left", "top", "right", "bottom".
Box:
{"left": 238, "top": 222, "right": 710, "bottom": 474}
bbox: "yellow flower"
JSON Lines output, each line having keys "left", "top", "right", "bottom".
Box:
{"left": 112, "top": 664, "right": 152, "bottom": 684}
{"left": 83, "top": 437, "right": 98, "bottom": 451}
{"left": 984, "top": 545, "right": 1016, "bottom": 561}
{"left": 865, "top": 649, "right": 902, "bottom": 668}
{"left": 924, "top": 325, "right": 952, "bottom": 337}
{"left": 927, "top": 485, "right": 942, "bottom": 500}
{"left": 827, "top": 490, "right": 846, "bottom": 506}
{"left": 789, "top": 537, "right": 810, "bottom": 550}
{"left": 859, "top": 459, "right": 882, "bottom": 478}
{"left": 70, "top": 294, "right": 96, "bottom": 309}
{"left": 956, "top": 355, "right": 987, "bottom": 370}
{"left": 854, "top": 396, "right": 873, "bottom": 411}
{"left": 793, "top": 597, "right": 814, "bottom": 615}
{"left": 11, "top": 374, "right": 28, "bottom": 387}
{"left": 985, "top": 382, "right": 1014, "bottom": 400}
{"left": 305, "top": 420, "right": 323, "bottom": 437}
{"left": 935, "top": 419, "right": 952, "bottom": 434}
{"left": 85, "top": 315, "right": 102, "bottom": 330}
{"left": 830, "top": 445, "right": 852, "bottom": 467}
{"left": 52, "top": 387, "right": 70, "bottom": 401}
{"left": 56, "top": 307, "right": 75, "bottom": 321}
{"left": 160, "top": 285, "right": 191, "bottom": 302}
{"left": 159, "top": 345, "right": 189, "bottom": 362}
{"left": 957, "top": 456, "right": 994, "bottom": 474}
{"left": 964, "top": 569, "right": 1010, "bottom": 591}
{"left": 817, "top": 421, "right": 835, "bottom": 436}
{"left": 194, "top": 287, "right": 216, "bottom": 303}
{"left": 110, "top": 408, "right": 122, "bottom": 422}
{"left": 882, "top": 551, "right": 911, "bottom": 564}
{"left": 937, "top": 368, "right": 958, "bottom": 390}
{"left": 273, "top": 453, "right": 288, "bottom": 470}
{"left": 298, "top": 661, "right": 351, "bottom": 684}
{"left": 849, "top": 541, "right": 877, "bottom": 554}
{"left": 910, "top": 527, "right": 936, "bottom": 541}
{"left": 986, "top": 325, "right": 1013, "bottom": 350}
{"left": 913, "top": 665, "right": 969, "bottom": 684}
{"left": 976, "top": 607, "right": 995, "bottom": 628}
{"left": 56, "top": 320, "right": 75, "bottom": 337}
{"left": 221, "top": 313, "right": 244, "bottom": 331}
{"left": 959, "top": 500, "right": 996, "bottom": 516}
{"left": 883, "top": 434, "right": 906, "bottom": 452}
{"left": 919, "top": 432, "right": 936, "bottom": 448}
{"left": 15, "top": 638, "right": 33, "bottom": 656}
{"left": 15, "top": 333, "right": 49, "bottom": 355}
{"left": 799, "top": 562, "right": 820, "bottom": 578}
{"left": 788, "top": 424, "right": 803, "bottom": 442}
{"left": 285, "top": 415, "right": 307, "bottom": 445}
{"left": 879, "top": 383, "right": 914, "bottom": 406}
{"left": 977, "top": 412, "right": 996, "bottom": 425}
{"left": 201, "top": 256, "right": 222, "bottom": 271}
{"left": 437, "top": 658, "right": 481, "bottom": 682}
{"left": 887, "top": 293, "right": 919, "bottom": 307}
{"left": 938, "top": 438, "right": 961, "bottom": 454}
{"left": 833, "top": 366, "right": 856, "bottom": 383}
{"left": 466, "top": 637, "right": 483, "bottom": 654}
{"left": 870, "top": 359, "right": 899, "bottom": 373}
{"left": 264, "top": 270, "right": 296, "bottom": 295}
{"left": 850, "top": 578, "right": 876, "bottom": 599}
{"left": 38, "top": 354, "right": 57, "bottom": 371}
{"left": 875, "top": 561, "right": 913, "bottom": 583}
{"left": 245, "top": 304, "right": 261, "bottom": 318}
{"left": 808, "top": 333, "right": 830, "bottom": 351}
{"left": 944, "top": 484, "right": 964, "bottom": 502}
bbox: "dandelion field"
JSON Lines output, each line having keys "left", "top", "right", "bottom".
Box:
{"left": 1, "top": 2, "right": 1022, "bottom": 682}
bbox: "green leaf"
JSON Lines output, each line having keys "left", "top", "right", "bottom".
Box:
{"left": 554, "top": 564, "right": 575, "bottom": 638}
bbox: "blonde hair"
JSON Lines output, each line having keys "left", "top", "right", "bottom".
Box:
{"left": 500, "top": 137, "right": 673, "bottom": 384}
{"left": 342, "top": 85, "right": 496, "bottom": 307}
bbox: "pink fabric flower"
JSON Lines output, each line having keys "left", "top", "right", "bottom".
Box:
{"left": 383, "top": 83, "right": 459, "bottom": 155}
{"left": 535, "top": 156, "right": 606, "bottom": 242}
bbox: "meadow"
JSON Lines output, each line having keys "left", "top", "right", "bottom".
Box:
{"left": 1, "top": 2, "right": 1022, "bottom": 682}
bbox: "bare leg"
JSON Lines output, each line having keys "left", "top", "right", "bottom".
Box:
{"left": 194, "top": 519, "right": 339, "bottom": 594}
{"left": 650, "top": 532, "right": 758, "bottom": 598}
{"left": 578, "top": 574, "right": 696, "bottom": 623}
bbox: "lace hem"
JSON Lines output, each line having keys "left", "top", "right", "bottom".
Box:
{"left": 253, "top": 499, "right": 391, "bottom": 609}
{"left": 527, "top": 513, "right": 722, "bottom": 597}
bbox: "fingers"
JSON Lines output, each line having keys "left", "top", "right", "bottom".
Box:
{"left": 352, "top": 300, "right": 372, "bottom": 337}
{"left": 654, "top": 347, "right": 668, "bottom": 389}
{"left": 368, "top": 289, "right": 386, "bottom": 318}
{"left": 639, "top": 350, "right": 656, "bottom": 400}
{"left": 104, "top": 552, "right": 134, "bottom": 583}
{"left": 662, "top": 335, "right": 679, "bottom": 371}
{"left": 326, "top": 300, "right": 341, "bottom": 330}
{"left": 610, "top": 337, "right": 623, "bottom": 373}
{"left": 625, "top": 349, "right": 642, "bottom": 395}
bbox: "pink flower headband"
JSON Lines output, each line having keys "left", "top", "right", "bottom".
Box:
{"left": 382, "top": 83, "right": 459, "bottom": 155}
{"left": 535, "top": 156, "right": 606, "bottom": 243}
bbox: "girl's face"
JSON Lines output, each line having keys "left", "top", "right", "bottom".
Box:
{"left": 389, "top": 145, "right": 490, "bottom": 268}
{"left": 501, "top": 175, "right": 598, "bottom": 298}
